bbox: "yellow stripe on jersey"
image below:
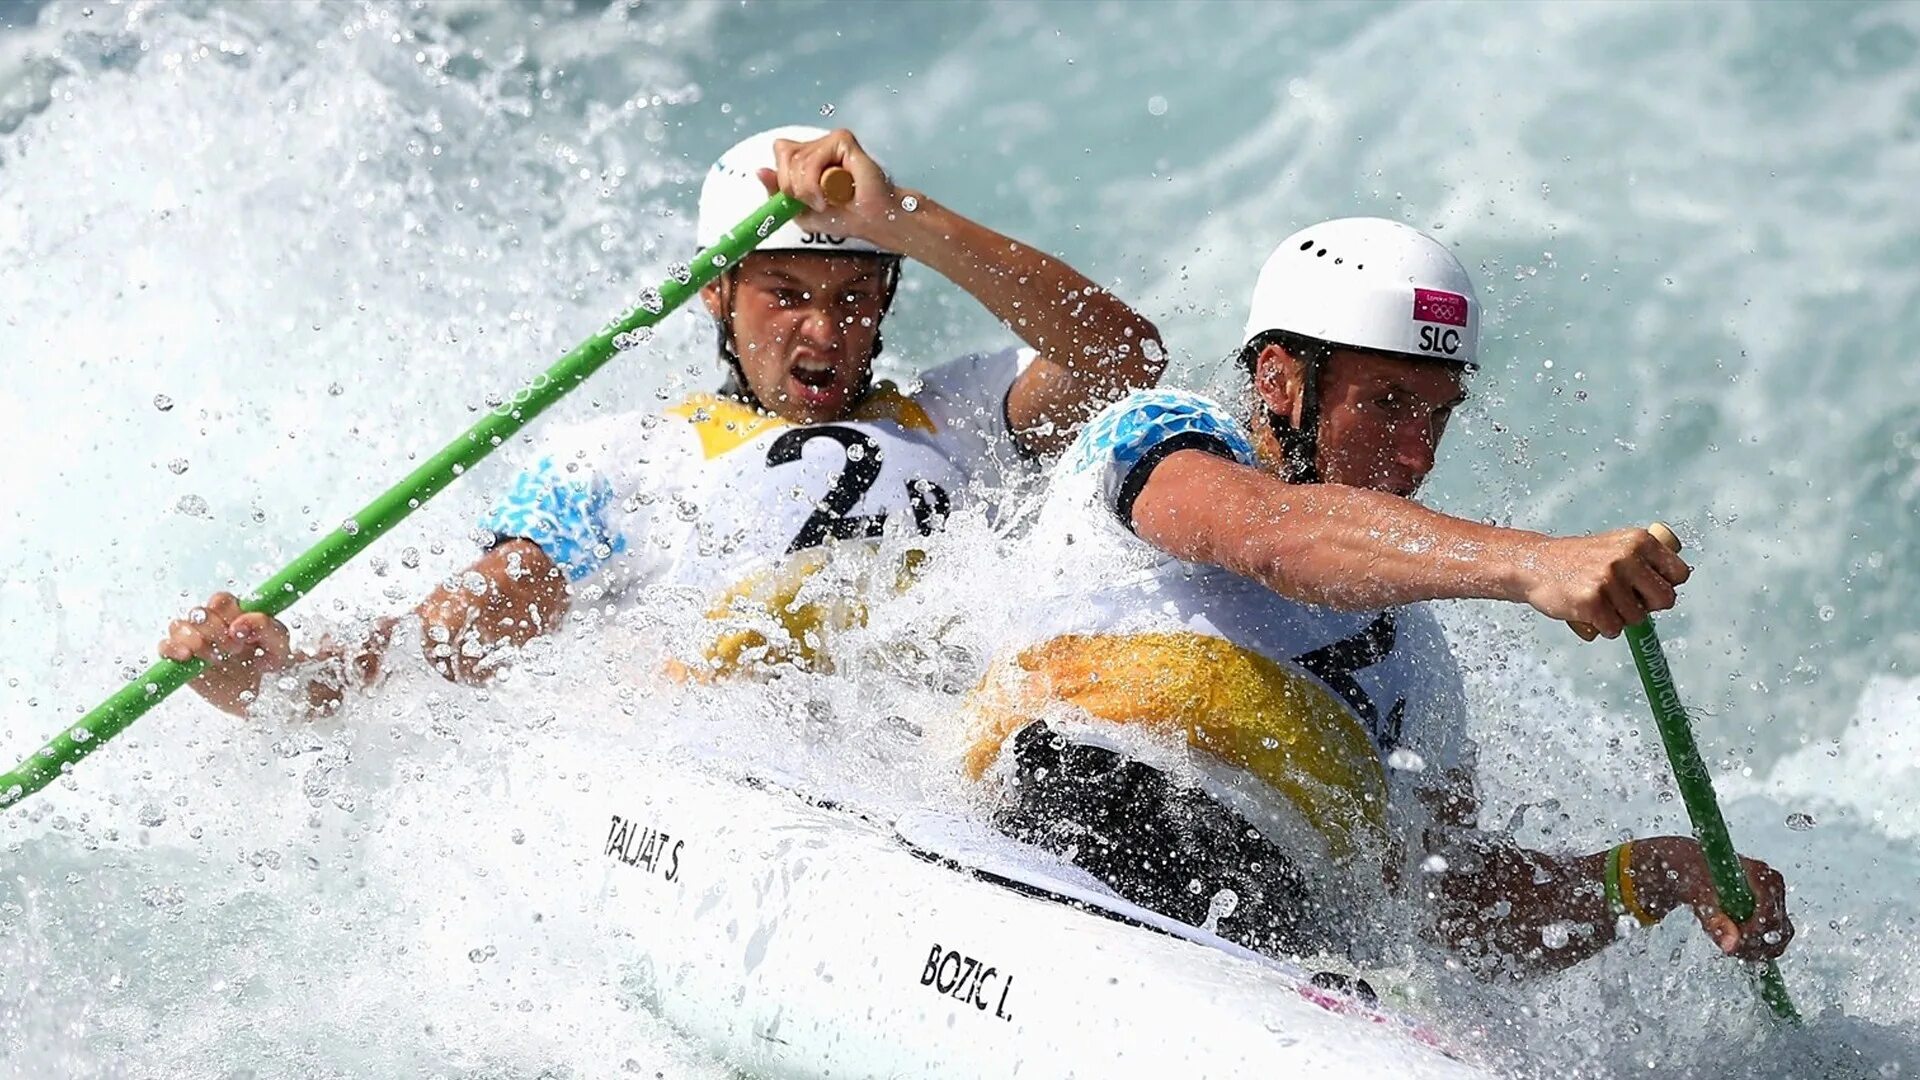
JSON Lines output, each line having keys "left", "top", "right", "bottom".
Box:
{"left": 702, "top": 547, "right": 850, "bottom": 674}
{"left": 965, "top": 631, "right": 1390, "bottom": 859}
{"left": 668, "top": 384, "right": 938, "bottom": 460}
{"left": 697, "top": 545, "right": 930, "bottom": 678}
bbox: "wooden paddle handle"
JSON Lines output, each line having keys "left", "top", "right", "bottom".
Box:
{"left": 1570, "top": 521, "right": 1683, "bottom": 641}
{"left": 821, "top": 167, "right": 856, "bottom": 206}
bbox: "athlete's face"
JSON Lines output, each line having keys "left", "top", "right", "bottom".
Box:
{"left": 1257, "top": 344, "right": 1467, "bottom": 498}
{"left": 702, "top": 251, "right": 893, "bottom": 423}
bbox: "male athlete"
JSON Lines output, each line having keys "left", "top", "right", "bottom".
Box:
{"left": 164, "top": 125, "right": 1163, "bottom": 712}
{"left": 969, "top": 218, "right": 1792, "bottom": 975}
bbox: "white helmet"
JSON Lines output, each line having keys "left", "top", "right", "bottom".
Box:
{"left": 1243, "top": 218, "right": 1478, "bottom": 367}
{"left": 695, "top": 124, "right": 898, "bottom": 256}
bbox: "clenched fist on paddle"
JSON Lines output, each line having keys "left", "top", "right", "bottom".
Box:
{"left": 1517, "top": 524, "right": 1691, "bottom": 639}
{"left": 160, "top": 592, "right": 290, "bottom": 712}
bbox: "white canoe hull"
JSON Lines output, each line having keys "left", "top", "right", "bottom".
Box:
{"left": 586, "top": 761, "right": 1490, "bottom": 1079}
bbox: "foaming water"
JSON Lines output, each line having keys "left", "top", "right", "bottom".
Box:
{"left": 3, "top": 1, "right": 1917, "bottom": 1077}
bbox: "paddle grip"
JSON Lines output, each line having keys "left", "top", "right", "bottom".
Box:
{"left": 1569, "top": 521, "right": 1681, "bottom": 641}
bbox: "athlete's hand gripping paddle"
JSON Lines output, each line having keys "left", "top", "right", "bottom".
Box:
{"left": 1596, "top": 523, "right": 1800, "bottom": 1022}
{"left": 0, "top": 170, "right": 856, "bottom": 811}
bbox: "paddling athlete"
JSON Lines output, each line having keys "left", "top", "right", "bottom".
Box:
{"left": 968, "top": 218, "right": 1792, "bottom": 975}
{"left": 163, "top": 125, "right": 1164, "bottom": 713}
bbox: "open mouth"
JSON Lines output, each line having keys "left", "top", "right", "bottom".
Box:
{"left": 787, "top": 357, "right": 846, "bottom": 407}
{"left": 791, "top": 362, "right": 836, "bottom": 389}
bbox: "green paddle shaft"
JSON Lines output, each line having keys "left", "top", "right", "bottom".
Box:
{"left": 1, "top": 174, "right": 848, "bottom": 810}
{"left": 1625, "top": 616, "right": 1800, "bottom": 1022}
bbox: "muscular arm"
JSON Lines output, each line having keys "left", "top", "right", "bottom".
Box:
{"left": 1428, "top": 829, "right": 1619, "bottom": 974}
{"left": 883, "top": 197, "right": 1165, "bottom": 456}
{"left": 1420, "top": 774, "right": 1793, "bottom": 976}
{"left": 1127, "top": 448, "right": 1690, "bottom": 632}
{"left": 169, "top": 538, "right": 571, "bottom": 718}
{"left": 1129, "top": 448, "right": 1541, "bottom": 611}
{"left": 411, "top": 538, "right": 571, "bottom": 683}
{"left": 307, "top": 539, "right": 571, "bottom": 706}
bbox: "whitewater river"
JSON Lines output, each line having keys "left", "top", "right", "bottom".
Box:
{"left": 3, "top": 2, "right": 1917, "bottom": 1076}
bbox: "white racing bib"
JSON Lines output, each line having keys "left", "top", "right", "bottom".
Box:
{"left": 969, "top": 388, "right": 1474, "bottom": 858}
{"left": 478, "top": 348, "right": 1032, "bottom": 597}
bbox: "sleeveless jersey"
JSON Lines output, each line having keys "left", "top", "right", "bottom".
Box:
{"left": 966, "top": 388, "right": 1474, "bottom": 871}
{"left": 478, "top": 348, "right": 1033, "bottom": 666}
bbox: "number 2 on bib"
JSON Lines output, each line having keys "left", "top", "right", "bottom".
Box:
{"left": 765, "top": 426, "right": 952, "bottom": 554}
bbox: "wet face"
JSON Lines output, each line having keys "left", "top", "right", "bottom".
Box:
{"left": 701, "top": 251, "right": 893, "bottom": 423}
{"left": 1255, "top": 344, "right": 1467, "bottom": 497}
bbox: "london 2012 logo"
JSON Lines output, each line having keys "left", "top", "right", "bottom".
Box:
{"left": 1412, "top": 288, "right": 1469, "bottom": 356}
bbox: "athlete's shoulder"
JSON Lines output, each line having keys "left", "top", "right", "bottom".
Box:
{"left": 1067, "top": 387, "right": 1257, "bottom": 474}
{"left": 911, "top": 346, "right": 1034, "bottom": 402}
{"left": 662, "top": 392, "right": 790, "bottom": 460}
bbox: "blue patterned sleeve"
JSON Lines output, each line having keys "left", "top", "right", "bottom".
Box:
{"left": 1065, "top": 388, "right": 1256, "bottom": 527}
{"left": 478, "top": 457, "right": 627, "bottom": 583}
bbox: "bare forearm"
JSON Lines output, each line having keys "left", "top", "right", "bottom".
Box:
{"left": 286, "top": 541, "right": 569, "bottom": 704}
{"left": 1433, "top": 842, "right": 1615, "bottom": 975}
{"left": 1234, "top": 483, "right": 1542, "bottom": 610}
{"left": 880, "top": 193, "right": 1164, "bottom": 445}
{"left": 415, "top": 538, "right": 570, "bottom": 684}
{"left": 1137, "top": 451, "right": 1542, "bottom": 611}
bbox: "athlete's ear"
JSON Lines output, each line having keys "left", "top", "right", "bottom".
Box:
{"left": 699, "top": 279, "right": 725, "bottom": 320}
{"left": 1253, "top": 343, "right": 1307, "bottom": 427}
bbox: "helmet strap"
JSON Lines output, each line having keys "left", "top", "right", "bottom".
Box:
{"left": 713, "top": 272, "right": 764, "bottom": 410}
{"left": 1267, "top": 351, "right": 1324, "bottom": 484}
{"left": 1244, "top": 331, "right": 1329, "bottom": 485}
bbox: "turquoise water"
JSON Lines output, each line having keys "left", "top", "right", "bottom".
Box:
{"left": 1, "top": 1, "right": 1917, "bottom": 1075}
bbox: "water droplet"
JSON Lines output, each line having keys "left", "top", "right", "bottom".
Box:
{"left": 328, "top": 382, "right": 344, "bottom": 397}
{"left": 168, "top": 458, "right": 189, "bottom": 475}
{"left": 1421, "top": 854, "right": 1449, "bottom": 873}
{"left": 341, "top": 518, "right": 361, "bottom": 536}
{"left": 137, "top": 804, "right": 166, "bottom": 827}
{"left": 152, "top": 394, "right": 175, "bottom": 412}
{"left": 468, "top": 944, "right": 497, "bottom": 963}
{"left": 1786, "top": 812, "right": 1816, "bottom": 831}
{"left": 1818, "top": 605, "right": 1836, "bottom": 622}
{"left": 175, "top": 494, "right": 209, "bottom": 518}
{"left": 1146, "top": 95, "right": 1168, "bottom": 116}
{"left": 899, "top": 194, "right": 919, "bottom": 213}
{"left": 819, "top": 103, "right": 836, "bottom": 117}
{"left": 1199, "top": 888, "right": 1238, "bottom": 934}
{"left": 400, "top": 546, "right": 421, "bottom": 569}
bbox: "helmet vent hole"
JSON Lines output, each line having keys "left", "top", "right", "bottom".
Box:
{"left": 1334, "top": 258, "right": 1343, "bottom": 265}
{"left": 1299, "top": 240, "right": 1314, "bottom": 251}
{"left": 1316, "top": 248, "right": 1327, "bottom": 257}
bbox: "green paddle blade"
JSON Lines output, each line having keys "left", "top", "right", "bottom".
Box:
{"left": 1, "top": 188, "right": 815, "bottom": 810}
